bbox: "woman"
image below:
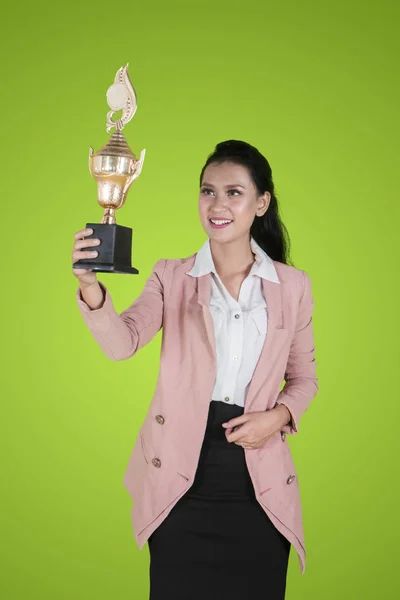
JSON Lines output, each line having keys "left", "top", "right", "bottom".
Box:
{"left": 72, "top": 140, "right": 318, "bottom": 599}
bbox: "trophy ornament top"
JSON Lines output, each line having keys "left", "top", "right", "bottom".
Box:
{"left": 105, "top": 63, "right": 137, "bottom": 133}
{"left": 89, "top": 64, "right": 145, "bottom": 225}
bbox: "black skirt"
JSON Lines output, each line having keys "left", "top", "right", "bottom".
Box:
{"left": 148, "top": 400, "right": 291, "bottom": 600}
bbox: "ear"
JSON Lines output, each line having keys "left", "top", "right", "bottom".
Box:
{"left": 256, "top": 191, "right": 271, "bottom": 217}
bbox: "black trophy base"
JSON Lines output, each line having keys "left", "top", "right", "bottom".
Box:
{"left": 72, "top": 223, "right": 139, "bottom": 275}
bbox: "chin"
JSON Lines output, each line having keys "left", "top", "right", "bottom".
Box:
{"left": 209, "top": 232, "right": 238, "bottom": 245}
{"left": 207, "top": 228, "right": 233, "bottom": 238}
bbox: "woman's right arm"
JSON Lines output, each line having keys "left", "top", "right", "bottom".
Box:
{"left": 72, "top": 228, "right": 166, "bottom": 361}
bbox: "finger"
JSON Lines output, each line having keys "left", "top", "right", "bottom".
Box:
{"left": 74, "top": 228, "right": 93, "bottom": 241}
{"left": 72, "top": 267, "right": 92, "bottom": 275}
{"left": 226, "top": 428, "right": 249, "bottom": 444}
{"left": 75, "top": 238, "right": 101, "bottom": 250}
{"left": 222, "top": 414, "right": 250, "bottom": 429}
{"left": 223, "top": 424, "right": 242, "bottom": 436}
{"left": 72, "top": 249, "right": 99, "bottom": 261}
{"left": 72, "top": 249, "right": 98, "bottom": 261}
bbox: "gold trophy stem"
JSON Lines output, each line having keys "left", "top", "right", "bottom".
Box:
{"left": 101, "top": 208, "right": 116, "bottom": 225}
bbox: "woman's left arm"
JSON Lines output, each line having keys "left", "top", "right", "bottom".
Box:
{"left": 274, "top": 269, "right": 318, "bottom": 435}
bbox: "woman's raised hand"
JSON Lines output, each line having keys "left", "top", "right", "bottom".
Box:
{"left": 71, "top": 228, "right": 100, "bottom": 288}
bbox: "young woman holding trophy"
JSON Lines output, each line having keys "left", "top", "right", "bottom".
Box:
{"left": 72, "top": 139, "right": 318, "bottom": 600}
{"left": 71, "top": 64, "right": 318, "bottom": 600}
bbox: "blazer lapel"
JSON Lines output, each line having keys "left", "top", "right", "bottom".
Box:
{"left": 261, "top": 278, "right": 284, "bottom": 329}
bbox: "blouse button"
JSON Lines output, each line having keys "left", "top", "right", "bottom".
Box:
{"left": 152, "top": 458, "right": 162, "bottom": 468}
{"left": 234, "top": 313, "right": 240, "bottom": 319}
{"left": 155, "top": 415, "right": 165, "bottom": 425}
{"left": 224, "top": 397, "right": 230, "bottom": 402}
{"left": 287, "top": 475, "right": 296, "bottom": 485}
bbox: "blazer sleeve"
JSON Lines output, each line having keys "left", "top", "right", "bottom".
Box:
{"left": 75, "top": 258, "right": 167, "bottom": 361}
{"left": 274, "top": 269, "right": 318, "bottom": 434}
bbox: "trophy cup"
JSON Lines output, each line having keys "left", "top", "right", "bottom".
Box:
{"left": 73, "top": 64, "right": 145, "bottom": 274}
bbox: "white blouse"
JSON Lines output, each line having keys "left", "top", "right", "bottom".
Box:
{"left": 186, "top": 236, "right": 280, "bottom": 407}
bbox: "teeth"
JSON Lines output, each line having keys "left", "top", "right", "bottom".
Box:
{"left": 210, "top": 219, "right": 232, "bottom": 225}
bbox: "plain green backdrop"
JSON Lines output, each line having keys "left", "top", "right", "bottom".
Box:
{"left": 1, "top": 0, "right": 399, "bottom": 598}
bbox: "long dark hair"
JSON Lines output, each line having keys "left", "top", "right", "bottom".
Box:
{"left": 199, "top": 140, "right": 293, "bottom": 266}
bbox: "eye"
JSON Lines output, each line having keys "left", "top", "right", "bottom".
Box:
{"left": 200, "top": 187, "right": 213, "bottom": 195}
{"left": 227, "top": 189, "right": 241, "bottom": 196}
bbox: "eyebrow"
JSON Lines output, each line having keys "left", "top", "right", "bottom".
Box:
{"left": 201, "top": 182, "right": 246, "bottom": 188}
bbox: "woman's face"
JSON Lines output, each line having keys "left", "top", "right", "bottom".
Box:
{"left": 198, "top": 161, "right": 270, "bottom": 242}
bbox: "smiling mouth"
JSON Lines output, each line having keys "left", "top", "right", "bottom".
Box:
{"left": 209, "top": 218, "right": 233, "bottom": 229}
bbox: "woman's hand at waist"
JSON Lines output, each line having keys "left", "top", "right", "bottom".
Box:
{"left": 222, "top": 405, "right": 291, "bottom": 450}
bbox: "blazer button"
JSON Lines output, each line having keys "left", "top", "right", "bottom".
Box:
{"left": 287, "top": 475, "right": 296, "bottom": 485}
{"left": 155, "top": 415, "right": 165, "bottom": 425}
{"left": 281, "top": 431, "right": 286, "bottom": 441}
{"left": 152, "top": 458, "right": 162, "bottom": 468}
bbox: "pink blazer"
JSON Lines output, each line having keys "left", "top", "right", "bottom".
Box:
{"left": 76, "top": 253, "right": 318, "bottom": 574}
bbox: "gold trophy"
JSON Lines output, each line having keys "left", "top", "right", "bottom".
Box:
{"left": 73, "top": 64, "right": 145, "bottom": 274}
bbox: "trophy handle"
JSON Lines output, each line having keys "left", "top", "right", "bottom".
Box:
{"left": 132, "top": 148, "right": 146, "bottom": 181}
{"left": 123, "top": 148, "right": 146, "bottom": 193}
{"left": 115, "top": 149, "right": 146, "bottom": 210}
{"left": 88, "top": 147, "right": 94, "bottom": 173}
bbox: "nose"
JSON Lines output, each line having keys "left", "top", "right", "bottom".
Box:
{"left": 212, "top": 193, "right": 229, "bottom": 210}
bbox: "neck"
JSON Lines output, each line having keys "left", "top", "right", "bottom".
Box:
{"left": 210, "top": 234, "right": 255, "bottom": 278}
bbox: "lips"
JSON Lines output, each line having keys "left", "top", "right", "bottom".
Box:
{"left": 209, "top": 218, "right": 233, "bottom": 229}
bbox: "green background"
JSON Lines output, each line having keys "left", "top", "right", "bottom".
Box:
{"left": 1, "top": 0, "right": 399, "bottom": 598}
